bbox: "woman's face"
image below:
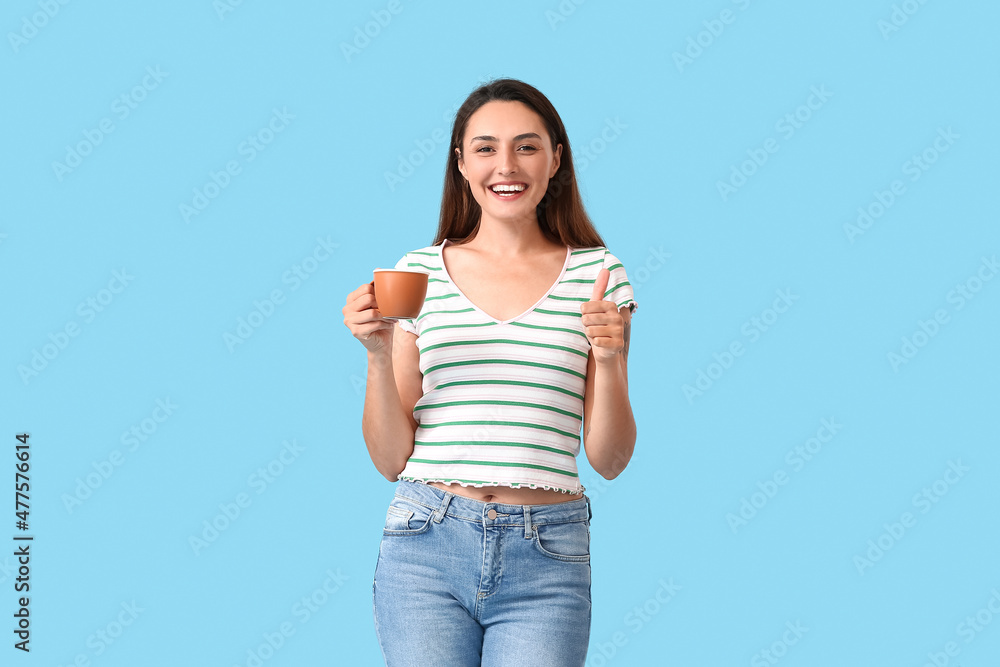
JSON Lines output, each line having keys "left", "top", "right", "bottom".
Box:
{"left": 456, "top": 100, "right": 562, "bottom": 227}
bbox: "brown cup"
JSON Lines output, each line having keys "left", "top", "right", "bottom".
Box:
{"left": 373, "top": 269, "right": 429, "bottom": 319}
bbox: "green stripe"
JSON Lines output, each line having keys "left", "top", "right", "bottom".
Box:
{"left": 425, "top": 358, "right": 586, "bottom": 380}
{"left": 399, "top": 475, "right": 496, "bottom": 486}
{"left": 560, "top": 278, "right": 594, "bottom": 284}
{"left": 547, "top": 295, "right": 588, "bottom": 302}
{"left": 414, "top": 399, "right": 581, "bottom": 420}
{"left": 422, "top": 322, "right": 497, "bottom": 334}
{"left": 408, "top": 262, "right": 440, "bottom": 271}
{"left": 417, "top": 420, "right": 580, "bottom": 440}
{"left": 421, "top": 338, "right": 587, "bottom": 358}
{"left": 616, "top": 299, "right": 635, "bottom": 309}
{"left": 409, "top": 251, "right": 437, "bottom": 257}
{"left": 423, "top": 293, "right": 460, "bottom": 301}
{"left": 416, "top": 307, "right": 474, "bottom": 321}
{"left": 434, "top": 379, "right": 584, "bottom": 401}
{"left": 406, "top": 458, "right": 578, "bottom": 478}
{"left": 532, "top": 308, "right": 581, "bottom": 318}
{"left": 565, "top": 258, "right": 603, "bottom": 271}
{"left": 398, "top": 475, "right": 578, "bottom": 492}
{"left": 606, "top": 262, "right": 624, "bottom": 271}
{"left": 606, "top": 280, "right": 631, "bottom": 296}
{"left": 509, "top": 321, "right": 587, "bottom": 339}
{"left": 414, "top": 440, "right": 575, "bottom": 457}
{"left": 571, "top": 248, "right": 603, "bottom": 255}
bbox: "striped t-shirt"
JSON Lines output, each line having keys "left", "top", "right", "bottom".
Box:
{"left": 392, "top": 239, "right": 637, "bottom": 495}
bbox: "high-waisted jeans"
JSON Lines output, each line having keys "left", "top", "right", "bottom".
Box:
{"left": 372, "top": 480, "right": 593, "bottom": 666}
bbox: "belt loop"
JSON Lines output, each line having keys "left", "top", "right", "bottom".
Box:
{"left": 433, "top": 492, "right": 452, "bottom": 523}
{"left": 523, "top": 505, "right": 533, "bottom": 539}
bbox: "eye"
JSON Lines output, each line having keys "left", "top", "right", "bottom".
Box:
{"left": 518, "top": 145, "right": 538, "bottom": 152}
{"left": 475, "top": 145, "right": 495, "bottom": 153}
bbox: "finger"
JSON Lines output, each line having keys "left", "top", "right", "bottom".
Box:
{"left": 343, "top": 292, "right": 378, "bottom": 317}
{"left": 583, "top": 325, "right": 620, "bottom": 339}
{"left": 346, "top": 282, "right": 375, "bottom": 302}
{"left": 590, "top": 268, "right": 610, "bottom": 302}
{"left": 580, "top": 300, "right": 617, "bottom": 315}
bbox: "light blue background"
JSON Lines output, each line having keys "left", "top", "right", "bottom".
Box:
{"left": 2, "top": 1, "right": 998, "bottom": 665}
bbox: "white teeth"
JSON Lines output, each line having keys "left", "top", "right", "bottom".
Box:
{"left": 491, "top": 184, "right": 525, "bottom": 192}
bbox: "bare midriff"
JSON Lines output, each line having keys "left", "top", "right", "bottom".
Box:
{"left": 426, "top": 481, "right": 583, "bottom": 505}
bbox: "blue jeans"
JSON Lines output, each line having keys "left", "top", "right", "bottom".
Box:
{"left": 373, "top": 480, "right": 593, "bottom": 666}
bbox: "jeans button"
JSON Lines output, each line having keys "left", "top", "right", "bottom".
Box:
{"left": 487, "top": 509, "right": 497, "bottom": 520}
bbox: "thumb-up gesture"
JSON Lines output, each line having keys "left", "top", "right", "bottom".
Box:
{"left": 581, "top": 268, "right": 625, "bottom": 363}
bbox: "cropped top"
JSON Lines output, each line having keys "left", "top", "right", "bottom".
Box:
{"left": 393, "top": 239, "right": 637, "bottom": 494}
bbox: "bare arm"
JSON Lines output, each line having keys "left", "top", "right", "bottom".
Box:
{"left": 581, "top": 305, "right": 636, "bottom": 479}
{"left": 344, "top": 283, "right": 423, "bottom": 481}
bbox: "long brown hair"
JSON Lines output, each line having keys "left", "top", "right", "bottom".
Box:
{"left": 432, "top": 79, "right": 605, "bottom": 249}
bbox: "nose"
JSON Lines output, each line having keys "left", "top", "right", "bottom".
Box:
{"left": 498, "top": 145, "right": 517, "bottom": 175}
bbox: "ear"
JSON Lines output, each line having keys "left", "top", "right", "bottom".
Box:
{"left": 455, "top": 146, "right": 467, "bottom": 180}
{"left": 550, "top": 143, "right": 562, "bottom": 178}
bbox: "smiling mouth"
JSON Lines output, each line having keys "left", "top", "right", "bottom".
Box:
{"left": 489, "top": 183, "right": 527, "bottom": 197}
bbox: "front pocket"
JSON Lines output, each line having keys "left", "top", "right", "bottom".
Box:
{"left": 384, "top": 505, "right": 413, "bottom": 531}
{"left": 533, "top": 520, "right": 590, "bottom": 562}
{"left": 382, "top": 498, "right": 435, "bottom": 535}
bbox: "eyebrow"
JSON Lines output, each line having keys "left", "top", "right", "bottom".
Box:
{"left": 469, "top": 132, "right": 543, "bottom": 143}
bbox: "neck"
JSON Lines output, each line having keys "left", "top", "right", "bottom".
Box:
{"left": 463, "top": 213, "right": 560, "bottom": 257}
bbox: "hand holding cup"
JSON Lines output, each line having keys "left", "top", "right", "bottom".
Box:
{"left": 343, "top": 268, "right": 428, "bottom": 354}
{"left": 343, "top": 281, "right": 395, "bottom": 354}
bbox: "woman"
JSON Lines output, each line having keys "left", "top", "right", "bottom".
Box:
{"left": 343, "top": 78, "right": 637, "bottom": 666}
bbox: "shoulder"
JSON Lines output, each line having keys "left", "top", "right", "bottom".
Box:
{"left": 393, "top": 244, "right": 444, "bottom": 270}
{"left": 566, "top": 246, "right": 606, "bottom": 269}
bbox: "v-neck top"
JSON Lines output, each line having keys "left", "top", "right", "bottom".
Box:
{"left": 438, "top": 238, "right": 573, "bottom": 324}
{"left": 392, "top": 242, "right": 637, "bottom": 494}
